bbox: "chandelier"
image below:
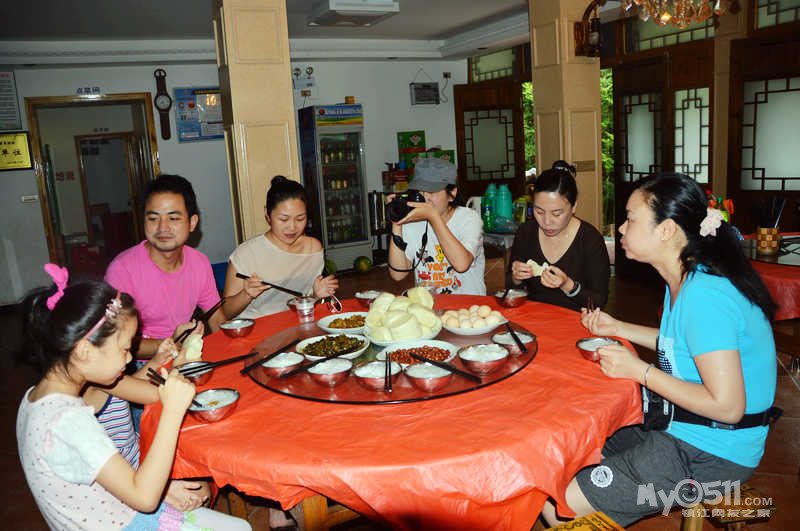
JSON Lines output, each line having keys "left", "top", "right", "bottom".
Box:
{"left": 621, "top": 0, "right": 733, "bottom": 27}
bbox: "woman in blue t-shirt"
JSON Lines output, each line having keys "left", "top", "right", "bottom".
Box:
{"left": 542, "top": 173, "right": 778, "bottom": 527}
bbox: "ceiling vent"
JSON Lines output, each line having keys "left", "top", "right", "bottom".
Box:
{"left": 307, "top": 0, "right": 400, "bottom": 27}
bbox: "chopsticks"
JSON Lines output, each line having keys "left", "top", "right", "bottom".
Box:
{"left": 408, "top": 352, "right": 482, "bottom": 383}
{"left": 174, "top": 321, "right": 198, "bottom": 344}
{"left": 146, "top": 368, "right": 202, "bottom": 408}
{"left": 240, "top": 338, "right": 300, "bottom": 375}
{"left": 178, "top": 351, "right": 259, "bottom": 376}
{"left": 505, "top": 323, "right": 528, "bottom": 354}
{"left": 174, "top": 297, "right": 226, "bottom": 344}
{"left": 384, "top": 351, "right": 392, "bottom": 393}
{"left": 235, "top": 272, "right": 303, "bottom": 298}
{"left": 586, "top": 296, "right": 595, "bottom": 312}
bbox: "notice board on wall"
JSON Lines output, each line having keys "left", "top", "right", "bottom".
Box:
{"left": 0, "top": 72, "right": 22, "bottom": 131}
{"left": 174, "top": 87, "right": 224, "bottom": 142}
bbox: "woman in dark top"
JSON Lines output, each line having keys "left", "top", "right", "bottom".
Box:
{"left": 507, "top": 161, "right": 610, "bottom": 311}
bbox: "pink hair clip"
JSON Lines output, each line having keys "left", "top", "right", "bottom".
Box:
{"left": 82, "top": 291, "right": 122, "bottom": 341}
{"left": 44, "top": 263, "right": 69, "bottom": 310}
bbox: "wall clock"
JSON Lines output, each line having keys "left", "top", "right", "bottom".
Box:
{"left": 153, "top": 69, "right": 172, "bottom": 140}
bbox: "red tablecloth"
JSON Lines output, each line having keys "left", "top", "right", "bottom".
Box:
{"left": 750, "top": 261, "right": 800, "bottom": 321}
{"left": 141, "top": 295, "right": 641, "bottom": 530}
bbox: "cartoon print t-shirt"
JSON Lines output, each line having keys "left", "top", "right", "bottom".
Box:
{"left": 402, "top": 206, "right": 486, "bottom": 295}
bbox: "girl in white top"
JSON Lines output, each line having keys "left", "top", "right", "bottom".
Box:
{"left": 387, "top": 158, "right": 485, "bottom": 295}
{"left": 223, "top": 175, "right": 339, "bottom": 320}
{"left": 16, "top": 264, "right": 250, "bottom": 531}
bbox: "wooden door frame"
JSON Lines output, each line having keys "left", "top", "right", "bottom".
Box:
{"left": 25, "top": 92, "right": 160, "bottom": 264}
{"left": 74, "top": 132, "right": 140, "bottom": 246}
{"left": 454, "top": 77, "right": 526, "bottom": 199}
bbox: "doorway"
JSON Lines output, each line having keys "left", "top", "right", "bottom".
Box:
{"left": 25, "top": 93, "right": 160, "bottom": 276}
{"left": 76, "top": 132, "right": 146, "bottom": 262}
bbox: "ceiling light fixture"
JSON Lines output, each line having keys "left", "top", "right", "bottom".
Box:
{"left": 621, "top": 0, "right": 736, "bottom": 28}
{"left": 307, "top": 0, "right": 400, "bottom": 27}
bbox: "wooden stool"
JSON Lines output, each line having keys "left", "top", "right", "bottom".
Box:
{"left": 545, "top": 511, "right": 624, "bottom": 530}
{"left": 681, "top": 483, "right": 776, "bottom": 530}
{"left": 292, "top": 494, "right": 360, "bottom": 531}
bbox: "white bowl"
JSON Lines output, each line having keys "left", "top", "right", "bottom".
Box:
{"left": 296, "top": 333, "right": 369, "bottom": 361}
{"left": 442, "top": 316, "right": 508, "bottom": 336}
{"left": 376, "top": 339, "right": 458, "bottom": 368}
{"left": 316, "top": 311, "right": 368, "bottom": 334}
{"left": 365, "top": 320, "right": 443, "bottom": 347}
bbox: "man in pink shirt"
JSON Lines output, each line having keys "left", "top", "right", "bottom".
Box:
{"left": 102, "top": 174, "right": 221, "bottom": 509}
{"left": 105, "top": 174, "right": 225, "bottom": 358}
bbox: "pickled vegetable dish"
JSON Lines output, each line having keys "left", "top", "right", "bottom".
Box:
{"left": 301, "top": 335, "right": 365, "bottom": 357}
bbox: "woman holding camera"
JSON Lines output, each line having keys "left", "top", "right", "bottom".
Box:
{"left": 387, "top": 158, "right": 485, "bottom": 295}
{"left": 508, "top": 161, "right": 610, "bottom": 311}
{"left": 223, "top": 175, "right": 338, "bottom": 320}
{"left": 541, "top": 173, "right": 777, "bottom": 527}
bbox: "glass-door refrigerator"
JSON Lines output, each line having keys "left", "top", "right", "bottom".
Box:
{"left": 298, "top": 104, "right": 372, "bottom": 271}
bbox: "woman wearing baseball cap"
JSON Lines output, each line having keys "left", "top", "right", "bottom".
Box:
{"left": 386, "top": 157, "right": 485, "bottom": 295}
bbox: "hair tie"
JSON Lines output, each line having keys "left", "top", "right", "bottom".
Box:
{"left": 44, "top": 263, "right": 69, "bottom": 310}
{"left": 699, "top": 208, "right": 724, "bottom": 237}
{"left": 82, "top": 291, "right": 122, "bottom": 341}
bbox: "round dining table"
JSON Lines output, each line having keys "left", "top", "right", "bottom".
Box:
{"left": 140, "top": 294, "right": 641, "bottom": 530}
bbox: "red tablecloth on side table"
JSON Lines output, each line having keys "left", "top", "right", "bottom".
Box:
{"left": 750, "top": 261, "right": 800, "bottom": 321}
{"left": 141, "top": 295, "right": 641, "bottom": 530}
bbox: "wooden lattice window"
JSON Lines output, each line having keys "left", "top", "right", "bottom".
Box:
{"left": 463, "top": 109, "right": 516, "bottom": 181}
{"left": 740, "top": 77, "right": 800, "bottom": 191}
{"left": 674, "top": 87, "right": 710, "bottom": 183}
{"left": 627, "top": 18, "right": 713, "bottom": 53}
{"left": 756, "top": 0, "right": 800, "bottom": 29}
{"left": 620, "top": 93, "right": 663, "bottom": 182}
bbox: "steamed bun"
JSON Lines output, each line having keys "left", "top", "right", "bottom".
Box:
{"left": 407, "top": 303, "right": 438, "bottom": 327}
{"left": 526, "top": 259, "right": 549, "bottom": 277}
{"left": 406, "top": 286, "right": 435, "bottom": 309}
{"left": 371, "top": 292, "right": 396, "bottom": 314}
{"left": 390, "top": 314, "right": 422, "bottom": 340}
{"left": 184, "top": 334, "right": 203, "bottom": 361}
{"left": 372, "top": 326, "right": 392, "bottom": 341}
{"left": 388, "top": 296, "right": 412, "bottom": 312}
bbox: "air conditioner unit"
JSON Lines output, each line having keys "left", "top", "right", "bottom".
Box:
{"left": 307, "top": 0, "right": 400, "bottom": 27}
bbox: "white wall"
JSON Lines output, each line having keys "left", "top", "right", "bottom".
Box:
{"left": 290, "top": 60, "right": 468, "bottom": 193}
{"left": 1, "top": 58, "right": 467, "bottom": 305}
{"left": 1, "top": 63, "right": 235, "bottom": 304}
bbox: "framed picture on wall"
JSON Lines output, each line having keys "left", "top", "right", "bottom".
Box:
{"left": 0, "top": 131, "right": 33, "bottom": 171}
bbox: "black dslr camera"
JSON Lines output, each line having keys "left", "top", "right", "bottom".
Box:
{"left": 387, "top": 189, "right": 425, "bottom": 222}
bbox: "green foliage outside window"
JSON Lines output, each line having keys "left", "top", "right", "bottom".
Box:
{"left": 600, "top": 69, "right": 615, "bottom": 231}
{"left": 522, "top": 82, "right": 535, "bottom": 173}
{"left": 522, "top": 70, "right": 615, "bottom": 230}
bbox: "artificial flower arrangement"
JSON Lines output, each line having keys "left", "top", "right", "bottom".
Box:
{"left": 705, "top": 190, "right": 733, "bottom": 223}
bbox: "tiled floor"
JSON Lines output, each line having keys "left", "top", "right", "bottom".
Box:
{"left": 2, "top": 255, "right": 798, "bottom": 530}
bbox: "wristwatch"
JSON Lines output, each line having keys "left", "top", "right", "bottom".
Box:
{"left": 153, "top": 69, "right": 172, "bottom": 140}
